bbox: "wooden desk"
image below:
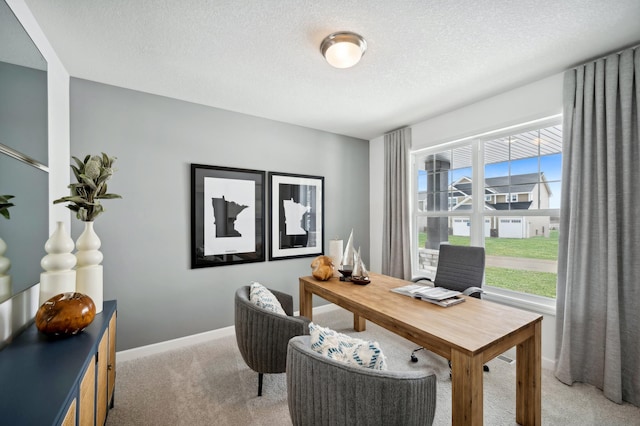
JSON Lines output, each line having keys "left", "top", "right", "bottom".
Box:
{"left": 299, "top": 273, "right": 542, "bottom": 426}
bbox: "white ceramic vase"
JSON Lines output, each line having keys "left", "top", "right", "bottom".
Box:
{"left": 75, "top": 221, "right": 104, "bottom": 313}
{"left": 39, "top": 221, "right": 77, "bottom": 305}
{"left": 0, "top": 237, "right": 11, "bottom": 302}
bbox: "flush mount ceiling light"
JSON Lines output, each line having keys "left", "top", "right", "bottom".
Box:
{"left": 320, "top": 31, "right": 367, "bottom": 69}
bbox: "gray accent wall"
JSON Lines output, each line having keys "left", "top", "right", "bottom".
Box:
{"left": 0, "top": 61, "right": 47, "bottom": 163}
{"left": 0, "top": 61, "right": 48, "bottom": 301}
{"left": 69, "top": 78, "right": 369, "bottom": 351}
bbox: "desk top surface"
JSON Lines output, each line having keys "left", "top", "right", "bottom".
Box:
{"left": 300, "top": 273, "right": 542, "bottom": 357}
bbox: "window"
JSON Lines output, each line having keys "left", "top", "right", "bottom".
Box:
{"left": 412, "top": 118, "right": 562, "bottom": 301}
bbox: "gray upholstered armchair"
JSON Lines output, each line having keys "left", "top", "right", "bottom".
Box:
{"left": 286, "top": 335, "right": 437, "bottom": 426}
{"left": 234, "top": 286, "right": 310, "bottom": 396}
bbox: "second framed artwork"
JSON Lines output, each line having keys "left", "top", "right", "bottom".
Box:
{"left": 269, "top": 172, "right": 324, "bottom": 260}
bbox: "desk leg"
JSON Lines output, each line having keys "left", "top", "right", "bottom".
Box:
{"left": 299, "top": 281, "right": 313, "bottom": 320}
{"left": 516, "top": 321, "right": 541, "bottom": 425}
{"left": 353, "top": 314, "right": 366, "bottom": 332}
{"left": 451, "top": 349, "right": 483, "bottom": 425}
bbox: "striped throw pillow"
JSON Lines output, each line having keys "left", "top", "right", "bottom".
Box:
{"left": 309, "top": 322, "right": 387, "bottom": 370}
{"left": 249, "top": 282, "right": 286, "bottom": 315}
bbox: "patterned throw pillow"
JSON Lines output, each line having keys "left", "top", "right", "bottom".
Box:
{"left": 309, "top": 322, "right": 387, "bottom": 370}
{"left": 249, "top": 282, "right": 286, "bottom": 315}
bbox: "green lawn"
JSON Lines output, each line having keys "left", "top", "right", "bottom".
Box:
{"left": 419, "top": 230, "right": 559, "bottom": 260}
{"left": 485, "top": 267, "right": 556, "bottom": 298}
{"left": 457, "top": 232, "right": 558, "bottom": 260}
{"left": 418, "top": 230, "right": 559, "bottom": 298}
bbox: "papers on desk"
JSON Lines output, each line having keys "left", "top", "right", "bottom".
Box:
{"left": 391, "top": 284, "right": 465, "bottom": 307}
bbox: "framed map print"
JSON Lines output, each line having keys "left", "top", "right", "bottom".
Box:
{"left": 191, "top": 164, "right": 265, "bottom": 268}
{"left": 269, "top": 172, "right": 324, "bottom": 260}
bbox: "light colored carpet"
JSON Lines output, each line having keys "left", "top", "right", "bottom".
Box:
{"left": 106, "top": 307, "right": 640, "bottom": 425}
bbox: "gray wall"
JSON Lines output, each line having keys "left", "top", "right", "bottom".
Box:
{"left": 0, "top": 61, "right": 48, "bottom": 300}
{"left": 69, "top": 78, "right": 369, "bottom": 351}
{"left": 0, "top": 61, "right": 47, "bottom": 163}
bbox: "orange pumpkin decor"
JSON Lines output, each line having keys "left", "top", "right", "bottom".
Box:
{"left": 35, "top": 292, "right": 96, "bottom": 336}
{"left": 311, "top": 255, "right": 334, "bottom": 281}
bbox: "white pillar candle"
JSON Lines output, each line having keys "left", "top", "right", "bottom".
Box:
{"left": 329, "top": 239, "right": 343, "bottom": 276}
{"left": 329, "top": 239, "right": 343, "bottom": 265}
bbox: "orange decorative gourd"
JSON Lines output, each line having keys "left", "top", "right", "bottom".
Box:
{"left": 311, "top": 255, "right": 334, "bottom": 281}
{"left": 36, "top": 292, "right": 96, "bottom": 336}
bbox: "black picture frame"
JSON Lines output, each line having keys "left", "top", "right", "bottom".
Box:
{"left": 191, "top": 164, "right": 265, "bottom": 268}
{"left": 269, "top": 172, "right": 324, "bottom": 261}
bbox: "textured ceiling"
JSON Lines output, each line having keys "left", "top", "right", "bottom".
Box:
{"left": 21, "top": 0, "right": 640, "bottom": 140}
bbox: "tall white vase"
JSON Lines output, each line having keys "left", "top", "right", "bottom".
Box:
{"left": 40, "top": 221, "right": 77, "bottom": 305}
{"left": 0, "top": 237, "right": 11, "bottom": 302}
{"left": 75, "top": 221, "right": 104, "bottom": 313}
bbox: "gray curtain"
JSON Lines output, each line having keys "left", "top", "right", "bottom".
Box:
{"left": 382, "top": 128, "right": 412, "bottom": 279}
{"left": 555, "top": 46, "right": 639, "bottom": 406}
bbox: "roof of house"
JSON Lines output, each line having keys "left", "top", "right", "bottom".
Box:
{"left": 486, "top": 174, "right": 540, "bottom": 194}
{"left": 452, "top": 201, "right": 533, "bottom": 211}
{"left": 490, "top": 201, "right": 534, "bottom": 210}
{"left": 452, "top": 183, "right": 494, "bottom": 196}
{"left": 417, "top": 173, "right": 552, "bottom": 209}
{"left": 452, "top": 173, "right": 549, "bottom": 196}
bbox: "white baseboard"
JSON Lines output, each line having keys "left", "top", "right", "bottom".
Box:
{"left": 116, "top": 303, "right": 339, "bottom": 362}
{"left": 116, "top": 324, "right": 235, "bottom": 362}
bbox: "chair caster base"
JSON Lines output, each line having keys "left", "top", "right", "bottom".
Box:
{"left": 410, "top": 347, "right": 424, "bottom": 363}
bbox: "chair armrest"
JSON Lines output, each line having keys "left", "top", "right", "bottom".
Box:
{"left": 411, "top": 276, "right": 433, "bottom": 283}
{"left": 462, "top": 286, "right": 484, "bottom": 297}
{"left": 234, "top": 288, "right": 310, "bottom": 374}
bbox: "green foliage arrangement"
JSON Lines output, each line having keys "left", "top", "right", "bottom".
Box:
{"left": 54, "top": 153, "right": 122, "bottom": 222}
{"left": 0, "top": 195, "right": 15, "bottom": 220}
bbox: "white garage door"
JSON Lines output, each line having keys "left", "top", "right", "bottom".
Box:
{"left": 499, "top": 218, "right": 525, "bottom": 238}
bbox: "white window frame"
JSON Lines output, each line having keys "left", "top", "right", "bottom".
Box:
{"left": 411, "top": 115, "right": 561, "bottom": 315}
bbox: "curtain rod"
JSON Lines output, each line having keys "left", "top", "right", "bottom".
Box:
{"left": 384, "top": 126, "right": 410, "bottom": 136}
{"left": 571, "top": 42, "right": 639, "bottom": 69}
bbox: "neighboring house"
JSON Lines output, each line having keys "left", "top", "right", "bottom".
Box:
{"left": 419, "top": 172, "right": 552, "bottom": 239}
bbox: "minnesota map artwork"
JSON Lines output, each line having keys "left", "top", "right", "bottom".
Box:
{"left": 212, "top": 195, "right": 248, "bottom": 237}
{"left": 283, "top": 198, "right": 310, "bottom": 235}
{"left": 203, "top": 176, "right": 255, "bottom": 256}
{"left": 277, "top": 182, "right": 317, "bottom": 250}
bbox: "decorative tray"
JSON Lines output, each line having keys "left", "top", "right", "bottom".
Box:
{"left": 350, "top": 276, "right": 371, "bottom": 285}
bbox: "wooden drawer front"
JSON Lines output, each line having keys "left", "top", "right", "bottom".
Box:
{"left": 79, "top": 356, "right": 95, "bottom": 426}
{"left": 108, "top": 312, "right": 116, "bottom": 404}
{"left": 96, "top": 330, "right": 108, "bottom": 425}
{"left": 61, "top": 398, "right": 76, "bottom": 426}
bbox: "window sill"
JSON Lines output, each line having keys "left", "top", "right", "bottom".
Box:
{"left": 483, "top": 287, "right": 556, "bottom": 316}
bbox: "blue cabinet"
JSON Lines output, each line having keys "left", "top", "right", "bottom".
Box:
{"left": 0, "top": 300, "right": 117, "bottom": 425}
